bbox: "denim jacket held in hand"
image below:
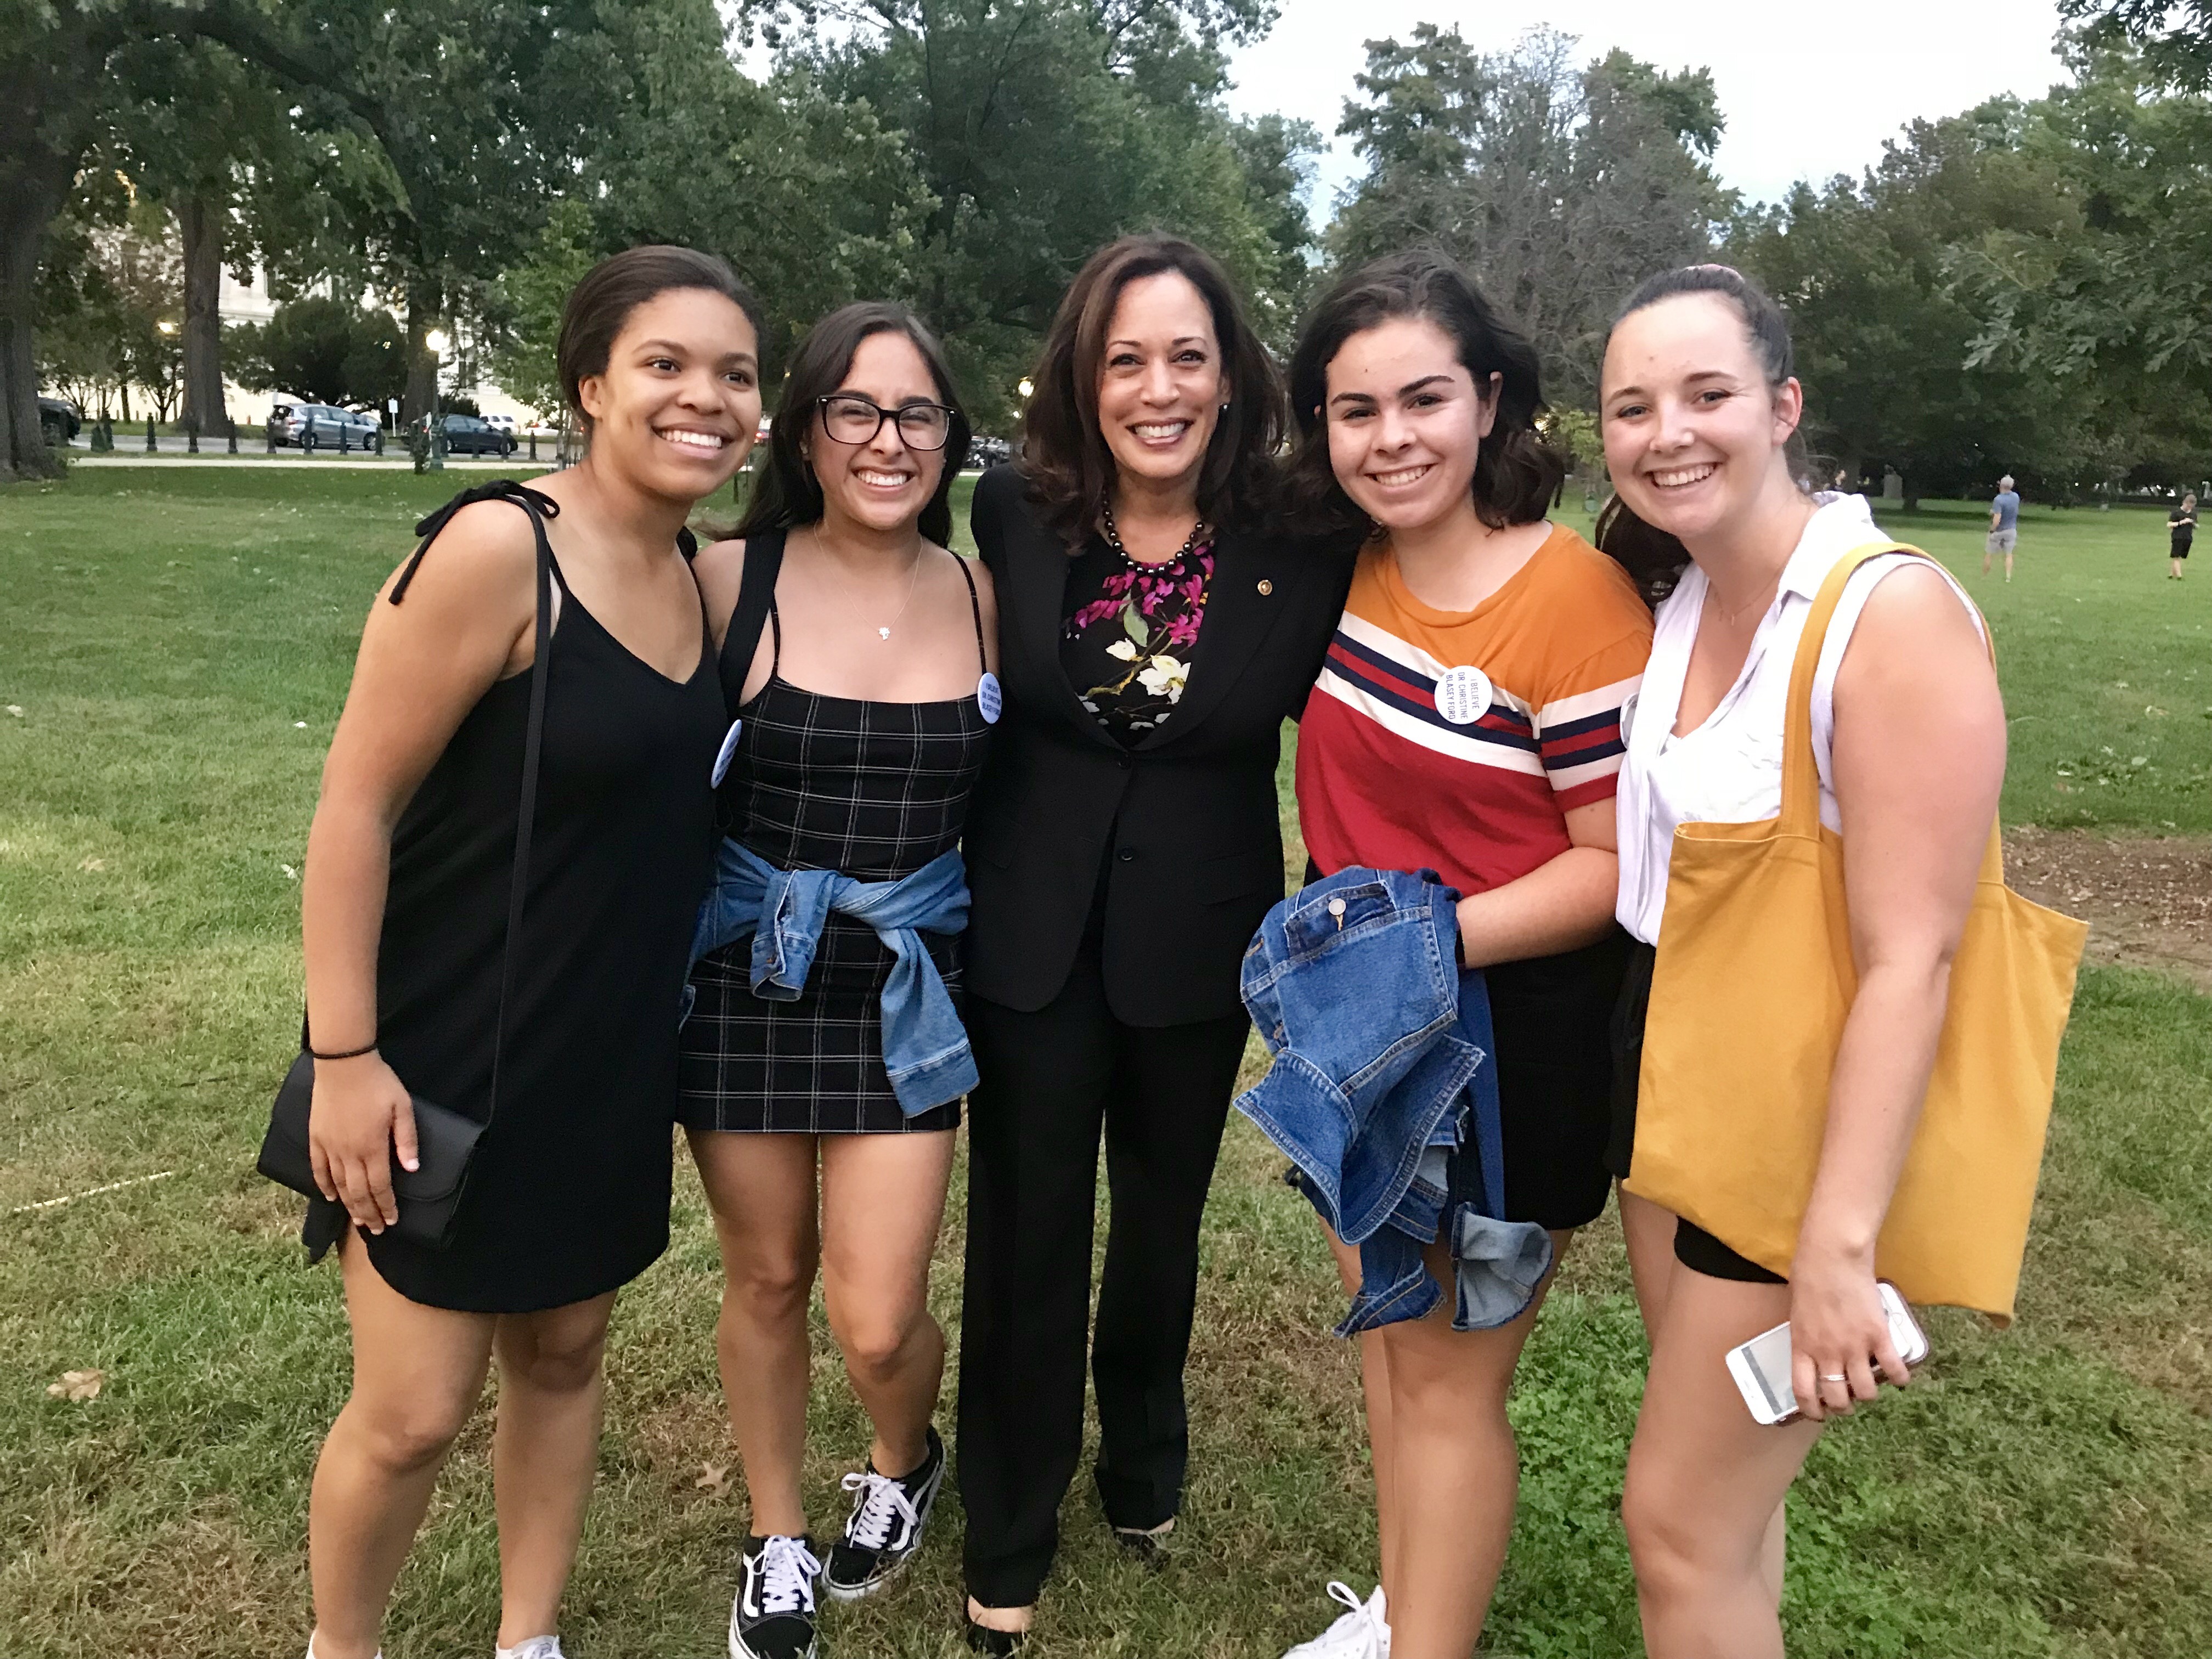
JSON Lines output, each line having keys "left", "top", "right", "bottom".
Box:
{"left": 1235, "top": 866, "right": 1553, "bottom": 1334}
{"left": 687, "top": 839, "right": 978, "bottom": 1114}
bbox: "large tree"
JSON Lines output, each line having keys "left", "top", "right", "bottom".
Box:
{"left": 747, "top": 0, "right": 1312, "bottom": 430}
{"left": 1328, "top": 26, "right": 1733, "bottom": 408}
{"left": 1732, "top": 98, "right": 2079, "bottom": 500}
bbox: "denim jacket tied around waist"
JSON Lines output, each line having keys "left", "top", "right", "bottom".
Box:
{"left": 1234, "top": 866, "right": 1554, "bottom": 1334}
{"left": 686, "top": 839, "right": 978, "bottom": 1115}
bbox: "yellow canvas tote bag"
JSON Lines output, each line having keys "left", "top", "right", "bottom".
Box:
{"left": 1623, "top": 544, "right": 2087, "bottom": 1322}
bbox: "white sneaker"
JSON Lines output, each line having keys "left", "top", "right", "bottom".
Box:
{"left": 496, "top": 1640, "right": 566, "bottom": 1659}
{"left": 1282, "top": 1582, "right": 1388, "bottom": 1658}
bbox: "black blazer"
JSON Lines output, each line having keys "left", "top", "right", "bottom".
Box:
{"left": 962, "top": 465, "right": 1356, "bottom": 1025}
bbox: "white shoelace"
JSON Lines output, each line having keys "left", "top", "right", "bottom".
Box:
{"left": 752, "top": 1534, "right": 821, "bottom": 1616}
{"left": 1284, "top": 1582, "right": 1383, "bottom": 1658}
{"left": 840, "top": 1467, "right": 921, "bottom": 1551}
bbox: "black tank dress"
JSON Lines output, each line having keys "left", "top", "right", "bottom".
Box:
{"left": 680, "top": 530, "right": 992, "bottom": 1135}
{"left": 318, "top": 487, "right": 725, "bottom": 1313}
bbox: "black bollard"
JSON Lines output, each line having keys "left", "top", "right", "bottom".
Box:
{"left": 227, "top": 417, "right": 238, "bottom": 454}
{"left": 529, "top": 429, "right": 538, "bottom": 462}
{"left": 304, "top": 418, "right": 317, "bottom": 454}
{"left": 187, "top": 416, "right": 199, "bottom": 454}
{"left": 339, "top": 424, "right": 349, "bottom": 455}
{"left": 145, "top": 418, "right": 156, "bottom": 452}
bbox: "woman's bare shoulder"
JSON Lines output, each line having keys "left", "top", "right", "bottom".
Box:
{"left": 374, "top": 498, "right": 537, "bottom": 611}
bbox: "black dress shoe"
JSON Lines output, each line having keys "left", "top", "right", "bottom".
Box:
{"left": 1112, "top": 1522, "right": 1171, "bottom": 1571}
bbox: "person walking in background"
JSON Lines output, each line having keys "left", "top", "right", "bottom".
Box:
{"left": 2168, "top": 492, "right": 2195, "bottom": 578}
{"left": 1270, "top": 252, "right": 1650, "bottom": 1659}
{"left": 954, "top": 234, "right": 1356, "bottom": 1652}
{"left": 1983, "top": 474, "right": 2021, "bottom": 581}
{"left": 680, "top": 303, "right": 994, "bottom": 1659}
{"left": 1598, "top": 265, "right": 2002, "bottom": 1658}
{"left": 294, "top": 247, "right": 760, "bottom": 1659}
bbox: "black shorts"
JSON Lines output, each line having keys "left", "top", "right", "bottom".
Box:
{"left": 1302, "top": 860, "right": 1628, "bottom": 1233}
{"left": 1485, "top": 929, "right": 1635, "bottom": 1231}
{"left": 1608, "top": 940, "right": 1786, "bottom": 1285}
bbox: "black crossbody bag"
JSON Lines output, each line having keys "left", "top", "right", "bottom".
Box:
{"left": 256, "top": 483, "right": 557, "bottom": 1250}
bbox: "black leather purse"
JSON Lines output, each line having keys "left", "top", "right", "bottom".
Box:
{"left": 256, "top": 482, "right": 557, "bottom": 1250}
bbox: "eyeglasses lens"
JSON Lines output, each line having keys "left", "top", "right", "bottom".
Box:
{"left": 822, "top": 396, "right": 950, "bottom": 451}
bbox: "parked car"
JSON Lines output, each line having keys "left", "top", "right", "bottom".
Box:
{"left": 268, "top": 402, "right": 383, "bottom": 453}
{"left": 482, "top": 413, "right": 517, "bottom": 435}
{"left": 38, "top": 397, "right": 81, "bottom": 446}
{"left": 437, "top": 413, "right": 516, "bottom": 456}
{"left": 966, "top": 433, "right": 1013, "bottom": 470}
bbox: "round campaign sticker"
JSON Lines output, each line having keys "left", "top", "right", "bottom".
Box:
{"left": 709, "top": 718, "right": 744, "bottom": 787}
{"left": 1618, "top": 691, "right": 1640, "bottom": 746}
{"left": 1434, "top": 664, "right": 1494, "bottom": 726}
{"left": 977, "top": 670, "right": 1003, "bottom": 725}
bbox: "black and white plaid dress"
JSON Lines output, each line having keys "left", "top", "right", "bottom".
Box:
{"left": 679, "top": 538, "right": 992, "bottom": 1135}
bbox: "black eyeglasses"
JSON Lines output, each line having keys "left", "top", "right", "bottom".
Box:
{"left": 816, "top": 394, "right": 956, "bottom": 452}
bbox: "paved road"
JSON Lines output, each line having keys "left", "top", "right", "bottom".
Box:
{"left": 61, "top": 433, "right": 557, "bottom": 461}
{"left": 71, "top": 454, "right": 546, "bottom": 470}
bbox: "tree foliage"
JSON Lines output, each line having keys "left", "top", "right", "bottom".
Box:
{"left": 2063, "top": 0, "right": 2212, "bottom": 89}
{"left": 226, "top": 296, "right": 406, "bottom": 411}
{"left": 1734, "top": 40, "right": 2212, "bottom": 498}
{"left": 1328, "top": 27, "right": 1733, "bottom": 408}
{"left": 755, "top": 0, "right": 1317, "bottom": 428}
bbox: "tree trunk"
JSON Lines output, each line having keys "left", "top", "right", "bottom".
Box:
{"left": 0, "top": 126, "right": 70, "bottom": 481}
{"left": 179, "top": 194, "right": 226, "bottom": 434}
{"left": 402, "top": 278, "right": 442, "bottom": 425}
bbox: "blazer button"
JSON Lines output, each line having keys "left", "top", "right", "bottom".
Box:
{"left": 1256, "top": 578, "right": 1273, "bottom": 596}
{"left": 1116, "top": 848, "right": 1137, "bottom": 862}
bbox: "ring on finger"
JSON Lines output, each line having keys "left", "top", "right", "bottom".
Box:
{"left": 1820, "top": 1373, "right": 1848, "bottom": 1384}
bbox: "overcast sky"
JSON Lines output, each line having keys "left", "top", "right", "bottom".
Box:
{"left": 1224, "top": 1, "right": 2074, "bottom": 212}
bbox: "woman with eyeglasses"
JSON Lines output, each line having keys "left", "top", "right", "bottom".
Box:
{"left": 680, "top": 302, "right": 995, "bottom": 1659}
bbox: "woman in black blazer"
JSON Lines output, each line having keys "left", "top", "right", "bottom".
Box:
{"left": 956, "top": 234, "right": 1354, "bottom": 1650}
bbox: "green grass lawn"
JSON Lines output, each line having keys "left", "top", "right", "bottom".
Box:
{"left": 3, "top": 471, "right": 2209, "bottom": 1658}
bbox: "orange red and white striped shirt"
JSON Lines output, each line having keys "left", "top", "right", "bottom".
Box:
{"left": 1296, "top": 524, "right": 1653, "bottom": 898}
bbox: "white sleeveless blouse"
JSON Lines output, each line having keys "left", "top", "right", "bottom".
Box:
{"left": 1615, "top": 494, "right": 1980, "bottom": 946}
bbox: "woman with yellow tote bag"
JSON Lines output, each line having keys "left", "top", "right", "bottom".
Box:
{"left": 1593, "top": 266, "right": 2085, "bottom": 1659}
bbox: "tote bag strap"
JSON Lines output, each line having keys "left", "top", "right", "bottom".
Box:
{"left": 1778, "top": 540, "right": 2005, "bottom": 880}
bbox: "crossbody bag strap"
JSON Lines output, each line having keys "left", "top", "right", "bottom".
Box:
{"left": 484, "top": 496, "right": 556, "bottom": 1132}
{"left": 716, "top": 529, "right": 787, "bottom": 711}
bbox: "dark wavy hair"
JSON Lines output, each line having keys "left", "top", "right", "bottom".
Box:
{"left": 556, "top": 245, "right": 763, "bottom": 432}
{"left": 1018, "top": 234, "right": 1285, "bottom": 545}
{"left": 1595, "top": 264, "right": 1803, "bottom": 605}
{"left": 1286, "top": 250, "right": 1564, "bottom": 539}
{"left": 736, "top": 302, "right": 972, "bottom": 548}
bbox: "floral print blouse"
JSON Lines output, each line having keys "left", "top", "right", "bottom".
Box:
{"left": 1060, "top": 533, "right": 1216, "bottom": 744}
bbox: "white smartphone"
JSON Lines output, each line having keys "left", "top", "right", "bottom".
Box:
{"left": 1725, "top": 1282, "right": 1929, "bottom": 1426}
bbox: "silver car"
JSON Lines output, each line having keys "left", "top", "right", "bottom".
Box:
{"left": 268, "top": 402, "right": 383, "bottom": 453}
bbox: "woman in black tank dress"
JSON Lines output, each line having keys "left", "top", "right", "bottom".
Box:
{"left": 680, "top": 304, "right": 994, "bottom": 1659}
{"left": 295, "top": 249, "right": 763, "bottom": 1659}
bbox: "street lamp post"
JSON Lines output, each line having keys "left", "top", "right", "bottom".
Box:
{"left": 425, "top": 328, "right": 450, "bottom": 471}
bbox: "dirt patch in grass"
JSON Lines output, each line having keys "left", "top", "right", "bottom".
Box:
{"left": 2006, "top": 827, "right": 2212, "bottom": 991}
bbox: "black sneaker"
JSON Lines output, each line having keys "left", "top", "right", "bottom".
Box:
{"left": 822, "top": 1426, "right": 945, "bottom": 1601}
{"left": 729, "top": 1534, "right": 820, "bottom": 1659}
